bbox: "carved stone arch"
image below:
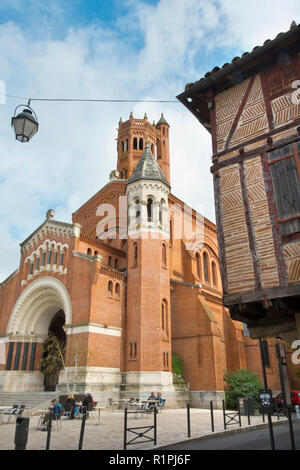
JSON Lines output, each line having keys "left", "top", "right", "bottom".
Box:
{"left": 6, "top": 277, "right": 72, "bottom": 337}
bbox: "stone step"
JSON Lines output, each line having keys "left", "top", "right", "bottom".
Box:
{"left": 0, "top": 392, "right": 58, "bottom": 410}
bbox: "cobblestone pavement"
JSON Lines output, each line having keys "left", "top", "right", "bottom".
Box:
{"left": 0, "top": 408, "right": 286, "bottom": 450}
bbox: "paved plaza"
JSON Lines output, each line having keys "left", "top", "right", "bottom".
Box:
{"left": 0, "top": 408, "right": 287, "bottom": 450}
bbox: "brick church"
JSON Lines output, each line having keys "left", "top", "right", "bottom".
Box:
{"left": 0, "top": 113, "right": 282, "bottom": 407}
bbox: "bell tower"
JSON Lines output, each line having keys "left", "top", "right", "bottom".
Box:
{"left": 124, "top": 141, "right": 174, "bottom": 394}
{"left": 117, "top": 113, "right": 157, "bottom": 180}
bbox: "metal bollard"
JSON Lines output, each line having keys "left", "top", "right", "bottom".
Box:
{"left": 210, "top": 401, "right": 214, "bottom": 432}
{"left": 14, "top": 416, "right": 30, "bottom": 450}
{"left": 46, "top": 414, "right": 52, "bottom": 451}
{"left": 187, "top": 403, "right": 191, "bottom": 437}
{"left": 78, "top": 413, "right": 87, "bottom": 450}
{"left": 295, "top": 405, "right": 300, "bottom": 420}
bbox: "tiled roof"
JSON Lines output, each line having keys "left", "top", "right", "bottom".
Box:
{"left": 183, "top": 21, "right": 300, "bottom": 93}
{"left": 127, "top": 141, "right": 170, "bottom": 187}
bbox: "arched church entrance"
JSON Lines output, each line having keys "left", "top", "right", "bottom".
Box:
{"left": 5, "top": 277, "right": 72, "bottom": 393}
{"left": 41, "top": 309, "right": 66, "bottom": 391}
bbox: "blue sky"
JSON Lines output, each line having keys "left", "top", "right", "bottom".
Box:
{"left": 0, "top": 0, "right": 299, "bottom": 279}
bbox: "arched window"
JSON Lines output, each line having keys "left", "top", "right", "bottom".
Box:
{"left": 139, "top": 138, "right": 143, "bottom": 150}
{"left": 59, "top": 250, "right": 64, "bottom": 265}
{"left": 162, "top": 243, "right": 167, "bottom": 267}
{"left": 162, "top": 300, "right": 168, "bottom": 335}
{"left": 212, "top": 261, "right": 217, "bottom": 286}
{"left": 87, "top": 248, "right": 92, "bottom": 255}
{"left": 114, "top": 259, "right": 118, "bottom": 269}
{"left": 53, "top": 251, "right": 58, "bottom": 265}
{"left": 135, "top": 198, "right": 140, "bottom": 221}
{"left": 147, "top": 198, "right": 153, "bottom": 222}
{"left": 29, "top": 262, "right": 33, "bottom": 275}
{"left": 133, "top": 243, "right": 138, "bottom": 266}
{"left": 108, "top": 256, "right": 112, "bottom": 267}
{"left": 41, "top": 252, "right": 46, "bottom": 266}
{"left": 47, "top": 249, "right": 52, "bottom": 265}
{"left": 170, "top": 219, "right": 173, "bottom": 245}
{"left": 35, "top": 256, "right": 40, "bottom": 271}
{"left": 196, "top": 252, "right": 201, "bottom": 279}
{"left": 94, "top": 250, "right": 98, "bottom": 256}
{"left": 108, "top": 281, "right": 113, "bottom": 297}
{"left": 115, "top": 283, "right": 120, "bottom": 298}
{"left": 203, "top": 252, "right": 209, "bottom": 283}
{"left": 121, "top": 240, "right": 127, "bottom": 250}
{"left": 159, "top": 199, "right": 166, "bottom": 226}
{"left": 133, "top": 137, "right": 138, "bottom": 150}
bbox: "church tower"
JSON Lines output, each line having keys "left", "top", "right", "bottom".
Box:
{"left": 156, "top": 113, "right": 170, "bottom": 184}
{"left": 124, "top": 141, "right": 174, "bottom": 394}
{"left": 117, "top": 113, "right": 157, "bottom": 180}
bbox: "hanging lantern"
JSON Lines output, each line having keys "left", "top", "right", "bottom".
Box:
{"left": 11, "top": 103, "right": 39, "bottom": 142}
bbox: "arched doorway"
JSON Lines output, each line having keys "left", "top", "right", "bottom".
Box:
{"left": 5, "top": 277, "right": 72, "bottom": 392}
{"left": 41, "top": 310, "right": 66, "bottom": 391}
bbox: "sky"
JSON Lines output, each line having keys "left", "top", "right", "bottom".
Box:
{"left": 0, "top": 0, "right": 299, "bottom": 280}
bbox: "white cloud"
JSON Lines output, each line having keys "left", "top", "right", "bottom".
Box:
{"left": 0, "top": 0, "right": 298, "bottom": 279}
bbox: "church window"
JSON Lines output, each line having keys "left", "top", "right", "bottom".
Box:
{"left": 94, "top": 250, "right": 98, "bottom": 256}
{"left": 170, "top": 220, "right": 173, "bottom": 245}
{"left": 108, "top": 256, "right": 112, "bottom": 267}
{"left": 133, "top": 137, "right": 138, "bottom": 150}
{"left": 203, "top": 252, "right": 209, "bottom": 283}
{"left": 29, "top": 262, "right": 33, "bottom": 275}
{"left": 60, "top": 252, "right": 64, "bottom": 265}
{"left": 35, "top": 256, "right": 40, "bottom": 271}
{"left": 162, "top": 300, "right": 168, "bottom": 336}
{"left": 147, "top": 198, "right": 153, "bottom": 222}
{"left": 87, "top": 248, "right": 92, "bottom": 255}
{"left": 162, "top": 243, "right": 167, "bottom": 267}
{"left": 196, "top": 253, "right": 201, "bottom": 279}
{"left": 133, "top": 243, "right": 138, "bottom": 266}
{"left": 108, "top": 281, "right": 113, "bottom": 297}
{"left": 139, "top": 138, "right": 143, "bottom": 150}
{"left": 114, "top": 259, "right": 118, "bottom": 269}
{"left": 115, "top": 283, "right": 120, "bottom": 298}
{"left": 47, "top": 250, "right": 52, "bottom": 264}
{"left": 41, "top": 252, "right": 46, "bottom": 266}
{"left": 212, "top": 261, "right": 217, "bottom": 286}
{"left": 129, "top": 342, "right": 137, "bottom": 359}
{"left": 53, "top": 251, "right": 58, "bottom": 265}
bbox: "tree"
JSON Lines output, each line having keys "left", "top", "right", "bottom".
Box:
{"left": 40, "top": 332, "right": 66, "bottom": 392}
{"left": 224, "top": 369, "right": 263, "bottom": 410}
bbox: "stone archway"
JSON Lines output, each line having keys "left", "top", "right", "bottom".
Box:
{"left": 4, "top": 277, "right": 72, "bottom": 392}
{"left": 7, "top": 277, "right": 72, "bottom": 338}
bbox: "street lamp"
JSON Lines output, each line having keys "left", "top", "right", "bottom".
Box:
{"left": 11, "top": 102, "right": 38, "bottom": 142}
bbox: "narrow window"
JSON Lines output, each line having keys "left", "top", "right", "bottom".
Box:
{"left": 108, "top": 256, "right": 112, "bottom": 267}
{"left": 29, "top": 262, "right": 33, "bottom": 275}
{"left": 139, "top": 138, "right": 143, "bottom": 150}
{"left": 47, "top": 250, "right": 52, "bottom": 264}
{"left": 87, "top": 248, "right": 92, "bottom": 255}
{"left": 196, "top": 253, "right": 201, "bottom": 279}
{"left": 212, "top": 261, "right": 217, "bottom": 286}
{"left": 115, "top": 283, "right": 120, "bottom": 298}
{"left": 53, "top": 251, "right": 58, "bottom": 265}
{"left": 60, "top": 252, "right": 64, "bottom": 265}
{"left": 5, "top": 342, "right": 14, "bottom": 371}
{"left": 170, "top": 220, "right": 173, "bottom": 245}
{"left": 35, "top": 257, "right": 40, "bottom": 271}
{"left": 108, "top": 281, "right": 113, "bottom": 297}
{"left": 114, "top": 259, "right": 118, "bottom": 269}
{"left": 133, "top": 243, "right": 138, "bottom": 266}
{"left": 162, "top": 243, "right": 167, "bottom": 267}
{"left": 41, "top": 252, "right": 46, "bottom": 266}
{"left": 133, "top": 137, "right": 138, "bottom": 150}
{"left": 147, "top": 198, "right": 153, "bottom": 222}
{"left": 203, "top": 252, "right": 209, "bottom": 283}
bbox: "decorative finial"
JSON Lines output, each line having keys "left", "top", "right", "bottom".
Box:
{"left": 290, "top": 20, "right": 297, "bottom": 29}
{"left": 153, "top": 120, "right": 155, "bottom": 126}
{"left": 119, "top": 117, "right": 122, "bottom": 124}
{"left": 144, "top": 113, "right": 148, "bottom": 120}
{"left": 129, "top": 111, "right": 133, "bottom": 118}
{"left": 46, "top": 209, "right": 55, "bottom": 220}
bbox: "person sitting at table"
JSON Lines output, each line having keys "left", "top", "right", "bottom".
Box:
{"left": 66, "top": 394, "right": 76, "bottom": 420}
{"left": 147, "top": 392, "right": 157, "bottom": 401}
{"left": 156, "top": 392, "right": 164, "bottom": 407}
{"left": 80, "top": 393, "right": 94, "bottom": 415}
{"left": 42, "top": 399, "right": 63, "bottom": 428}
{"left": 146, "top": 392, "right": 157, "bottom": 409}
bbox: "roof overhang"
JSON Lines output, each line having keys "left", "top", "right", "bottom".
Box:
{"left": 177, "top": 24, "right": 300, "bottom": 129}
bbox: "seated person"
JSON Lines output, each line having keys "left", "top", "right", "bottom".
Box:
{"left": 80, "top": 393, "right": 94, "bottom": 414}
{"left": 146, "top": 392, "right": 157, "bottom": 409}
{"left": 42, "top": 399, "right": 63, "bottom": 428}
{"left": 147, "top": 392, "right": 157, "bottom": 401}
{"left": 156, "top": 392, "right": 164, "bottom": 407}
{"left": 66, "top": 394, "right": 76, "bottom": 419}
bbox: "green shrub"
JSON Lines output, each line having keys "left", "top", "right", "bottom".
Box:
{"left": 224, "top": 369, "right": 263, "bottom": 410}
{"left": 172, "top": 355, "right": 183, "bottom": 376}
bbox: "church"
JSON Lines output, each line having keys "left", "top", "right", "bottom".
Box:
{"left": 0, "top": 113, "right": 282, "bottom": 407}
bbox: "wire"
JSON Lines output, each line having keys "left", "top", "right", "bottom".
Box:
{"left": 3, "top": 93, "right": 179, "bottom": 103}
